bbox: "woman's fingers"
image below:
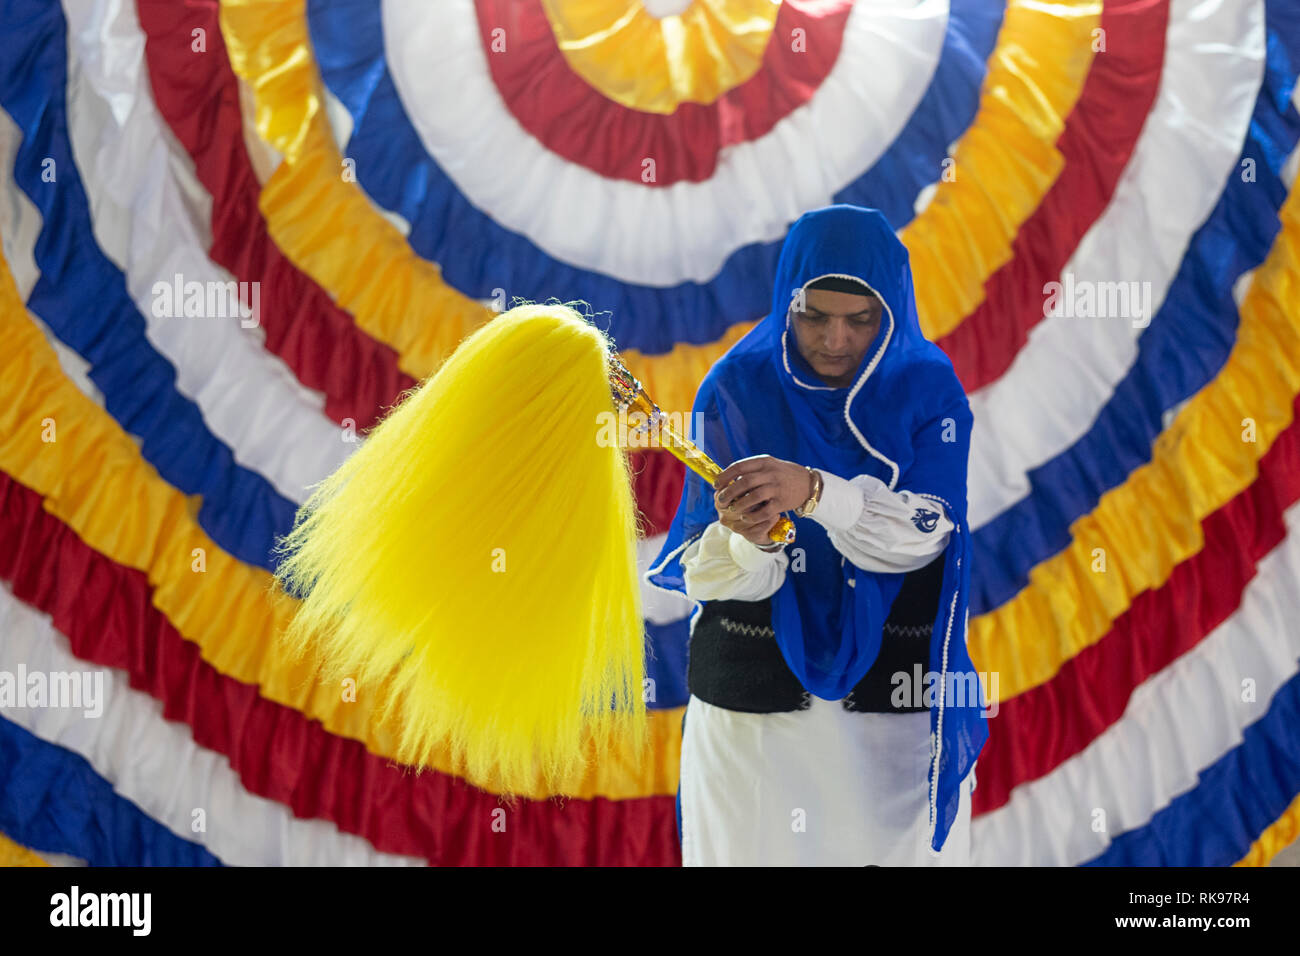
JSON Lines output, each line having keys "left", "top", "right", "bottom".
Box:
{"left": 729, "top": 502, "right": 766, "bottom": 526}
{"left": 732, "top": 499, "right": 779, "bottom": 530}
{"left": 717, "top": 494, "right": 774, "bottom": 522}
{"left": 718, "top": 511, "right": 749, "bottom": 535}
{"left": 715, "top": 472, "right": 761, "bottom": 507}
{"left": 714, "top": 455, "right": 776, "bottom": 491}
{"left": 715, "top": 474, "right": 779, "bottom": 509}
{"left": 719, "top": 495, "right": 775, "bottom": 531}
{"left": 712, "top": 455, "right": 796, "bottom": 541}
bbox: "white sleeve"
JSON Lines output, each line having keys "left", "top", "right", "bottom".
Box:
{"left": 808, "top": 470, "right": 954, "bottom": 573}
{"left": 680, "top": 520, "right": 788, "bottom": 602}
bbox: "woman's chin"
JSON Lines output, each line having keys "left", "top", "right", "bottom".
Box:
{"left": 814, "top": 366, "right": 854, "bottom": 387}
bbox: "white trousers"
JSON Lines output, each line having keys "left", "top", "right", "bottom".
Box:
{"left": 679, "top": 693, "right": 974, "bottom": 866}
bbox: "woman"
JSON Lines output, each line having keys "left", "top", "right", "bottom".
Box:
{"left": 648, "top": 204, "right": 988, "bottom": 866}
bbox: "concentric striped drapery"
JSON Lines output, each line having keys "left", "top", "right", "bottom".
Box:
{"left": 1, "top": 0, "right": 1298, "bottom": 866}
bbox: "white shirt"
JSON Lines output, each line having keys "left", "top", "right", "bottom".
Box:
{"left": 680, "top": 470, "right": 954, "bottom": 602}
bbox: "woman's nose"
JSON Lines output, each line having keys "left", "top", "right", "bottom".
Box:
{"left": 824, "top": 318, "right": 849, "bottom": 351}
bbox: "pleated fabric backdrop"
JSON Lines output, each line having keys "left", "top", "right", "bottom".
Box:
{"left": 1, "top": 0, "right": 1298, "bottom": 865}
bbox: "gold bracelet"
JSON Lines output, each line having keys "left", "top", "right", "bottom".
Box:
{"left": 794, "top": 467, "right": 823, "bottom": 518}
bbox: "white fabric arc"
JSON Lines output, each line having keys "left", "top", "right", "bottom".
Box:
{"left": 0, "top": 583, "right": 424, "bottom": 866}
{"left": 971, "top": 500, "right": 1300, "bottom": 866}
{"left": 0, "top": 108, "right": 39, "bottom": 299}
{"left": 59, "top": 0, "right": 352, "bottom": 505}
{"left": 382, "top": 0, "right": 947, "bottom": 285}
{"left": 965, "top": 0, "right": 1265, "bottom": 529}
{"left": 643, "top": 0, "right": 694, "bottom": 18}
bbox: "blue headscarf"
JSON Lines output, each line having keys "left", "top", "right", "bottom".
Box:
{"left": 647, "top": 204, "right": 988, "bottom": 854}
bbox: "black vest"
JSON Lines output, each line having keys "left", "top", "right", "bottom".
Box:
{"left": 687, "top": 553, "right": 944, "bottom": 714}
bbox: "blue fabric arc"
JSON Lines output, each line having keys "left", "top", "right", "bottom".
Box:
{"left": 648, "top": 204, "right": 988, "bottom": 854}
{"left": 644, "top": 617, "right": 690, "bottom": 709}
{"left": 305, "top": 0, "right": 1002, "bottom": 354}
{"left": 0, "top": 715, "right": 222, "bottom": 866}
{"left": 1082, "top": 665, "right": 1300, "bottom": 866}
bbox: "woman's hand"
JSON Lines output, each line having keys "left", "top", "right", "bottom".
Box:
{"left": 713, "top": 455, "right": 814, "bottom": 547}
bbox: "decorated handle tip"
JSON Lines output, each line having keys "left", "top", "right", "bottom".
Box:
{"left": 769, "top": 516, "right": 795, "bottom": 545}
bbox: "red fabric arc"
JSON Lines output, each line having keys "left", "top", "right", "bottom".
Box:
{"left": 630, "top": 449, "right": 686, "bottom": 537}
{"left": 473, "top": 0, "right": 851, "bottom": 184}
{"left": 135, "top": 0, "right": 416, "bottom": 431}
{"left": 937, "top": 0, "right": 1169, "bottom": 393}
{"left": 971, "top": 389, "right": 1300, "bottom": 817}
{"left": 0, "top": 473, "right": 679, "bottom": 866}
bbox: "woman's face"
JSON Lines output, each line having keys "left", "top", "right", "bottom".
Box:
{"left": 789, "top": 287, "right": 883, "bottom": 388}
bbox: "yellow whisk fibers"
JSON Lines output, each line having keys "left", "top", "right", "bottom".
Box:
{"left": 272, "top": 303, "right": 647, "bottom": 794}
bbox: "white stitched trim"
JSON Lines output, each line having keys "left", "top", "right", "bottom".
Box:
{"left": 837, "top": 274, "right": 900, "bottom": 490}
{"left": 783, "top": 273, "right": 874, "bottom": 392}
{"left": 642, "top": 532, "right": 705, "bottom": 610}
{"left": 883, "top": 622, "right": 932, "bottom": 639}
{"left": 718, "top": 619, "right": 775, "bottom": 638}
{"left": 917, "top": 492, "right": 960, "bottom": 851}
{"left": 930, "top": 586, "right": 959, "bottom": 840}
{"left": 645, "top": 532, "right": 697, "bottom": 578}
{"left": 782, "top": 272, "right": 902, "bottom": 487}
{"left": 782, "top": 327, "right": 836, "bottom": 391}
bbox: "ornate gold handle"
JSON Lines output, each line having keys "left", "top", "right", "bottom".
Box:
{"left": 609, "top": 355, "right": 795, "bottom": 546}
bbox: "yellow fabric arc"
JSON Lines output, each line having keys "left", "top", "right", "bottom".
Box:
{"left": 0, "top": 831, "right": 50, "bottom": 867}
{"left": 904, "top": 0, "right": 1100, "bottom": 338}
{"left": 538, "top": 0, "right": 779, "bottom": 113}
{"left": 272, "top": 304, "right": 649, "bottom": 792}
{"left": 1235, "top": 791, "right": 1300, "bottom": 866}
